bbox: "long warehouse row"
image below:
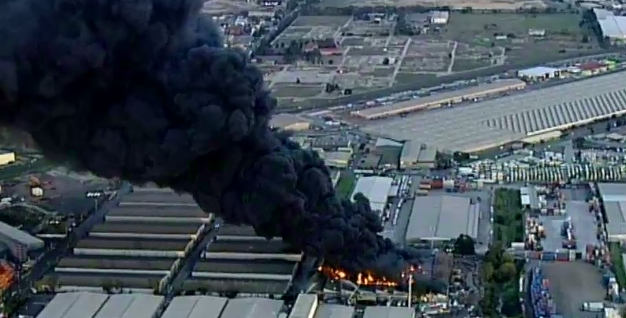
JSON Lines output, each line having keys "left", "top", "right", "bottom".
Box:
{"left": 34, "top": 292, "right": 416, "bottom": 318}
{"left": 40, "top": 187, "right": 301, "bottom": 295}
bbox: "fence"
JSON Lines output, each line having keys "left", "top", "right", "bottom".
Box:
{"left": 523, "top": 250, "right": 580, "bottom": 262}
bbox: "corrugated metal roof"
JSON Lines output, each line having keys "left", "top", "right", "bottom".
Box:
{"left": 598, "top": 183, "right": 626, "bottom": 202}
{"left": 220, "top": 298, "right": 283, "bottom": 318}
{"left": 313, "top": 304, "right": 354, "bottom": 318}
{"left": 353, "top": 79, "right": 525, "bottom": 117}
{"left": 363, "top": 71, "right": 626, "bottom": 152}
{"left": 94, "top": 294, "right": 163, "bottom": 318}
{"left": 400, "top": 140, "right": 423, "bottom": 162}
{"left": 363, "top": 306, "right": 414, "bottom": 318}
{"left": 0, "top": 220, "right": 44, "bottom": 249}
{"left": 35, "top": 293, "right": 110, "bottom": 318}
{"left": 375, "top": 138, "right": 403, "bottom": 148}
{"left": 161, "top": 296, "right": 227, "bottom": 318}
{"left": 351, "top": 176, "right": 393, "bottom": 212}
{"left": 518, "top": 66, "right": 560, "bottom": 78}
{"left": 520, "top": 187, "right": 539, "bottom": 209}
{"left": 61, "top": 293, "right": 108, "bottom": 318}
{"left": 599, "top": 16, "right": 626, "bottom": 38}
{"left": 406, "top": 196, "right": 476, "bottom": 241}
{"left": 289, "top": 294, "right": 317, "bottom": 318}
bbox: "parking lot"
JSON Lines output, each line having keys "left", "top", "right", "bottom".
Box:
{"left": 542, "top": 262, "right": 606, "bottom": 318}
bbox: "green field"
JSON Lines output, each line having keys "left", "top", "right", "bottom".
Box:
{"left": 610, "top": 242, "right": 626, "bottom": 289}
{"left": 448, "top": 13, "right": 581, "bottom": 36}
{"left": 493, "top": 188, "right": 524, "bottom": 247}
{"left": 335, "top": 171, "right": 356, "bottom": 199}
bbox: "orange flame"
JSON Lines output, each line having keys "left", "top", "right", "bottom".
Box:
{"left": 317, "top": 265, "right": 414, "bottom": 287}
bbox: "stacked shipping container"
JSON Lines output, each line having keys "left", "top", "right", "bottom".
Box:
{"left": 530, "top": 267, "right": 556, "bottom": 318}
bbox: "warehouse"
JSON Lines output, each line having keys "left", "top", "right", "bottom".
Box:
{"left": 35, "top": 292, "right": 165, "bottom": 318}
{"left": 351, "top": 176, "right": 393, "bottom": 213}
{"left": 594, "top": 8, "right": 626, "bottom": 45}
{"left": 351, "top": 79, "right": 526, "bottom": 120}
{"left": 0, "top": 220, "right": 44, "bottom": 258}
{"left": 400, "top": 140, "right": 437, "bottom": 169}
{"left": 374, "top": 138, "right": 403, "bottom": 169}
{"left": 363, "top": 306, "right": 415, "bottom": 318}
{"left": 270, "top": 114, "right": 312, "bottom": 131}
{"left": 161, "top": 296, "right": 228, "bottom": 318}
{"left": 597, "top": 183, "right": 626, "bottom": 242}
{"left": 363, "top": 71, "right": 626, "bottom": 152}
{"left": 314, "top": 303, "right": 355, "bottom": 318}
{"left": 288, "top": 294, "right": 318, "bottom": 318}
{"left": 520, "top": 186, "right": 540, "bottom": 211}
{"left": 0, "top": 151, "right": 15, "bottom": 166}
{"left": 517, "top": 66, "right": 560, "bottom": 81}
{"left": 406, "top": 196, "right": 479, "bottom": 244}
{"left": 320, "top": 151, "right": 352, "bottom": 168}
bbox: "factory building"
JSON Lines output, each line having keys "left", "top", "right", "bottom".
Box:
{"left": 35, "top": 292, "right": 165, "bottom": 318}
{"left": 285, "top": 294, "right": 413, "bottom": 318}
{"left": 374, "top": 138, "right": 403, "bottom": 169}
{"left": 270, "top": 114, "right": 312, "bottom": 131}
{"left": 517, "top": 66, "right": 560, "bottom": 81}
{"left": 0, "top": 151, "right": 15, "bottom": 166}
{"left": 319, "top": 150, "right": 352, "bottom": 169}
{"left": 311, "top": 135, "right": 352, "bottom": 153}
{"left": 288, "top": 294, "right": 318, "bottom": 318}
{"left": 351, "top": 176, "right": 393, "bottom": 213}
{"left": 520, "top": 186, "right": 540, "bottom": 211}
{"left": 400, "top": 140, "right": 437, "bottom": 169}
{"left": 429, "top": 11, "right": 449, "bottom": 24}
{"left": 0, "top": 220, "right": 44, "bottom": 260}
{"left": 597, "top": 183, "right": 626, "bottom": 242}
{"left": 406, "top": 196, "right": 479, "bottom": 245}
{"left": 594, "top": 9, "right": 626, "bottom": 45}
{"left": 351, "top": 79, "right": 527, "bottom": 120}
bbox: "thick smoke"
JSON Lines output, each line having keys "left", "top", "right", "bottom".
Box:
{"left": 0, "top": 0, "right": 419, "bottom": 277}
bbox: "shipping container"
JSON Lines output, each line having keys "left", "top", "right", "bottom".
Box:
{"left": 443, "top": 179, "right": 455, "bottom": 189}
{"left": 556, "top": 252, "right": 569, "bottom": 262}
{"left": 569, "top": 250, "right": 577, "bottom": 261}
{"left": 431, "top": 179, "right": 444, "bottom": 189}
{"left": 543, "top": 252, "right": 556, "bottom": 261}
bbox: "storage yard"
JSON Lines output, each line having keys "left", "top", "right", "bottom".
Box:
{"left": 41, "top": 187, "right": 300, "bottom": 296}
{"left": 362, "top": 71, "right": 626, "bottom": 152}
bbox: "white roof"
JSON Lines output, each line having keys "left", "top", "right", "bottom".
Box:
{"left": 518, "top": 66, "right": 560, "bottom": 77}
{"left": 351, "top": 176, "right": 393, "bottom": 211}
{"left": 220, "top": 298, "right": 282, "bottom": 318}
{"left": 363, "top": 71, "right": 626, "bottom": 152}
{"left": 599, "top": 16, "right": 626, "bottom": 39}
{"left": 406, "top": 196, "right": 478, "bottom": 241}
{"left": 597, "top": 183, "right": 626, "bottom": 237}
{"left": 314, "top": 304, "right": 354, "bottom": 318}
{"left": 0, "top": 220, "right": 44, "bottom": 250}
{"left": 161, "top": 296, "right": 228, "bottom": 318}
{"left": 363, "top": 306, "right": 414, "bottom": 318}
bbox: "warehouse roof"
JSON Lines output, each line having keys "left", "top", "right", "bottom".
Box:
{"left": 94, "top": 294, "right": 163, "bottom": 318}
{"left": 220, "top": 298, "right": 282, "bottom": 318}
{"left": 406, "top": 196, "right": 478, "bottom": 241}
{"left": 270, "top": 114, "right": 311, "bottom": 129}
{"left": 363, "top": 71, "right": 626, "bottom": 152}
{"left": 289, "top": 294, "right": 317, "bottom": 318}
{"left": 351, "top": 176, "right": 393, "bottom": 211}
{"left": 520, "top": 186, "right": 539, "bottom": 209}
{"left": 353, "top": 79, "right": 525, "bottom": 117}
{"left": 518, "top": 66, "right": 560, "bottom": 78}
{"left": 599, "top": 16, "right": 626, "bottom": 39}
{"left": 161, "top": 296, "right": 228, "bottom": 318}
{"left": 314, "top": 304, "right": 355, "bottom": 318}
{"left": 401, "top": 139, "right": 424, "bottom": 162}
{"left": 35, "top": 292, "right": 108, "bottom": 318}
{"left": 363, "top": 306, "right": 414, "bottom": 318}
{"left": 0, "top": 220, "right": 44, "bottom": 250}
{"left": 375, "top": 137, "right": 403, "bottom": 148}
{"left": 598, "top": 183, "right": 626, "bottom": 238}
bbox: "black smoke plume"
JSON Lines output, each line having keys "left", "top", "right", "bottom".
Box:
{"left": 0, "top": 0, "right": 419, "bottom": 277}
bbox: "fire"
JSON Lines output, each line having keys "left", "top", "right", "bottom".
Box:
{"left": 318, "top": 265, "right": 405, "bottom": 287}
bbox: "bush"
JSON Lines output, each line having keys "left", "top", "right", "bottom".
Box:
{"left": 610, "top": 243, "right": 626, "bottom": 289}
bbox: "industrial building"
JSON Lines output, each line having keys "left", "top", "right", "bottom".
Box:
{"left": 0, "top": 151, "right": 15, "bottom": 166}
{"left": 597, "top": 183, "right": 626, "bottom": 242}
{"left": 517, "top": 66, "right": 560, "bottom": 81}
{"left": 351, "top": 176, "right": 393, "bottom": 213}
{"left": 400, "top": 140, "right": 437, "bottom": 169}
{"left": 373, "top": 138, "right": 403, "bottom": 169}
{"left": 406, "top": 196, "right": 479, "bottom": 244}
{"left": 319, "top": 151, "right": 352, "bottom": 168}
{"left": 351, "top": 79, "right": 527, "bottom": 120}
{"left": 311, "top": 135, "right": 352, "bottom": 153}
{"left": 0, "top": 220, "right": 44, "bottom": 258}
{"left": 594, "top": 9, "right": 626, "bottom": 45}
{"left": 270, "top": 114, "right": 312, "bottom": 131}
{"left": 363, "top": 71, "right": 626, "bottom": 152}
{"left": 35, "top": 292, "right": 164, "bottom": 318}
{"left": 520, "top": 186, "right": 540, "bottom": 211}
{"left": 429, "top": 10, "right": 449, "bottom": 24}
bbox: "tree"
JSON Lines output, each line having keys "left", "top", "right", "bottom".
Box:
{"left": 101, "top": 280, "right": 114, "bottom": 294}
{"left": 496, "top": 261, "right": 517, "bottom": 282}
{"left": 482, "top": 262, "right": 494, "bottom": 282}
{"left": 453, "top": 234, "right": 475, "bottom": 255}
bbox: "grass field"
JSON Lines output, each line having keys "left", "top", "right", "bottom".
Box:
{"left": 335, "top": 171, "right": 356, "bottom": 199}
{"left": 610, "top": 242, "right": 626, "bottom": 289}
{"left": 493, "top": 188, "right": 524, "bottom": 247}
{"left": 447, "top": 13, "right": 581, "bottom": 38}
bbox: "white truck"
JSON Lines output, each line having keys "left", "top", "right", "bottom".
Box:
{"left": 581, "top": 302, "right": 604, "bottom": 312}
